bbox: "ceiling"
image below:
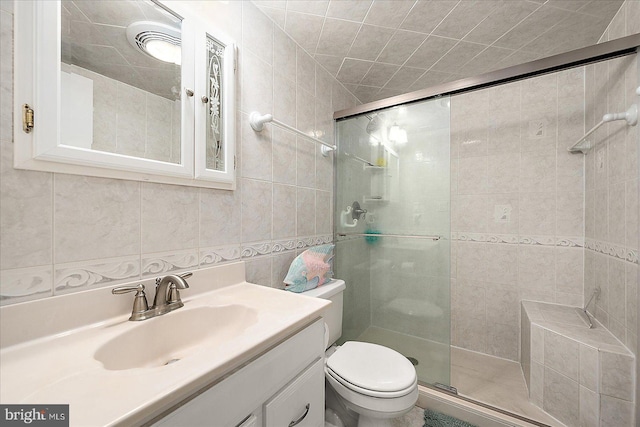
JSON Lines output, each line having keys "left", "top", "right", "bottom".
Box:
{"left": 252, "top": 0, "right": 625, "bottom": 104}
{"left": 61, "top": 0, "right": 181, "bottom": 100}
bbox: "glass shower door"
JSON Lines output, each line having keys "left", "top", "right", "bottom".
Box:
{"left": 335, "top": 97, "right": 451, "bottom": 387}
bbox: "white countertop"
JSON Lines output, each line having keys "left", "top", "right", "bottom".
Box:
{"left": 0, "top": 263, "right": 330, "bottom": 426}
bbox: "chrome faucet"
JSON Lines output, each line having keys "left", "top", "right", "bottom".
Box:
{"left": 152, "top": 272, "right": 192, "bottom": 315}
{"left": 113, "top": 272, "right": 192, "bottom": 321}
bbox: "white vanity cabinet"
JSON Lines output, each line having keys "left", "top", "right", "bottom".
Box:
{"left": 151, "top": 319, "right": 325, "bottom": 427}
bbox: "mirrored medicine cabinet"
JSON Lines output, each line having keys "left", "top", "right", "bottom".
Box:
{"left": 14, "top": 0, "right": 237, "bottom": 190}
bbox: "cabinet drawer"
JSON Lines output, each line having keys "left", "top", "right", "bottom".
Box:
{"left": 265, "top": 359, "right": 324, "bottom": 427}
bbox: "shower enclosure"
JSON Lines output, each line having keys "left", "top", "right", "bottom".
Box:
{"left": 333, "top": 32, "right": 639, "bottom": 427}
{"left": 335, "top": 97, "right": 451, "bottom": 387}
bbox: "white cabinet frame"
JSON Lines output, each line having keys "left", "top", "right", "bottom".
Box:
{"left": 13, "top": 0, "right": 236, "bottom": 190}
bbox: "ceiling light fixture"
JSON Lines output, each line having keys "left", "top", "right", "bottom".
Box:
{"left": 126, "top": 21, "right": 181, "bottom": 65}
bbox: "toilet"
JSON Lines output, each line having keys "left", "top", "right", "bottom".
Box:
{"left": 302, "top": 279, "right": 418, "bottom": 427}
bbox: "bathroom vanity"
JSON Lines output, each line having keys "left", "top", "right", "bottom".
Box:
{"left": 0, "top": 262, "right": 329, "bottom": 426}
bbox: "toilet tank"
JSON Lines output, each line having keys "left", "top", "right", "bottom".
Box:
{"left": 302, "top": 279, "right": 345, "bottom": 348}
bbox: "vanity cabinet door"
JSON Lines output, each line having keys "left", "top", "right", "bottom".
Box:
{"left": 264, "top": 359, "right": 324, "bottom": 427}
{"left": 150, "top": 320, "right": 324, "bottom": 427}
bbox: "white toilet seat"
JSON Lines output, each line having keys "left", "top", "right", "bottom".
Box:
{"left": 326, "top": 341, "right": 417, "bottom": 395}
{"left": 323, "top": 341, "right": 419, "bottom": 421}
{"left": 325, "top": 366, "right": 417, "bottom": 399}
{"left": 324, "top": 366, "right": 418, "bottom": 399}
{"left": 325, "top": 367, "right": 419, "bottom": 419}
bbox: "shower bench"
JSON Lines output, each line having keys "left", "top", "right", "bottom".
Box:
{"left": 520, "top": 301, "right": 635, "bottom": 427}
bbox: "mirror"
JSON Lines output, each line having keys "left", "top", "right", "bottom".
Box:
{"left": 60, "top": 0, "right": 183, "bottom": 164}
{"left": 14, "top": 0, "right": 237, "bottom": 190}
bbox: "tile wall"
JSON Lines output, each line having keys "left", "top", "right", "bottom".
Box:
{"left": 0, "top": 0, "right": 359, "bottom": 305}
{"left": 450, "top": 68, "right": 586, "bottom": 361}
{"left": 584, "top": 0, "right": 640, "bottom": 355}
{"left": 522, "top": 301, "right": 635, "bottom": 427}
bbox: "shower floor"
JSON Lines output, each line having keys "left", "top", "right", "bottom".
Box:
{"left": 356, "top": 326, "right": 564, "bottom": 427}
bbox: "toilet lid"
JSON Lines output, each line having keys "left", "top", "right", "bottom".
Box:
{"left": 326, "top": 342, "right": 416, "bottom": 393}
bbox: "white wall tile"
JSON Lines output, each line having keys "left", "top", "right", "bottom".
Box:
{"left": 241, "top": 179, "right": 273, "bottom": 243}
{"left": 543, "top": 366, "right": 580, "bottom": 426}
{"left": 579, "top": 385, "right": 599, "bottom": 427}
{"left": 245, "top": 256, "right": 272, "bottom": 287}
{"left": 241, "top": 51, "right": 273, "bottom": 115}
{"left": 579, "top": 344, "right": 599, "bottom": 392}
{"left": 518, "top": 245, "right": 556, "bottom": 293}
{"left": 0, "top": 141, "right": 53, "bottom": 270}
{"left": 272, "top": 128, "right": 297, "bottom": 186}
{"left": 296, "top": 187, "right": 316, "bottom": 236}
{"left": 555, "top": 247, "right": 584, "bottom": 295}
{"left": 600, "top": 394, "right": 634, "bottom": 427}
{"left": 141, "top": 183, "right": 199, "bottom": 253}
{"left": 544, "top": 330, "right": 579, "bottom": 381}
{"left": 199, "top": 187, "right": 241, "bottom": 247}
{"left": 242, "top": 1, "right": 273, "bottom": 66}
{"left": 241, "top": 112, "right": 273, "bottom": 181}
{"left": 0, "top": 9, "right": 12, "bottom": 142}
{"left": 599, "top": 351, "right": 634, "bottom": 401}
{"left": 296, "top": 137, "right": 316, "bottom": 189}
{"left": 273, "top": 184, "right": 296, "bottom": 239}
{"left": 54, "top": 175, "right": 140, "bottom": 264}
{"left": 519, "top": 192, "right": 556, "bottom": 235}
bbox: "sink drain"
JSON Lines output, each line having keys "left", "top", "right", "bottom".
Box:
{"left": 406, "top": 356, "right": 419, "bottom": 366}
{"left": 164, "top": 358, "right": 181, "bottom": 366}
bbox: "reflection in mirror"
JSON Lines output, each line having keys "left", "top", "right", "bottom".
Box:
{"left": 60, "top": 0, "right": 182, "bottom": 164}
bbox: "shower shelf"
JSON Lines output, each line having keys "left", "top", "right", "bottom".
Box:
{"left": 364, "top": 165, "right": 385, "bottom": 171}
{"left": 363, "top": 196, "right": 385, "bottom": 203}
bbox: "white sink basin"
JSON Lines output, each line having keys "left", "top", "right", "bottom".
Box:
{"left": 94, "top": 305, "right": 258, "bottom": 370}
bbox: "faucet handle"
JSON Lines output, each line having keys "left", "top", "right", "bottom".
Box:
{"left": 112, "top": 284, "right": 145, "bottom": 295}
{"left": 167, "top": 283, "right": 182, "bottom": 304}
{"left": 112, "top": 284, "right": 149, "bottom": 319}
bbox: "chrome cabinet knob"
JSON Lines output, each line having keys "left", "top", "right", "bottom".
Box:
{"left": 185, "top": 88, "right": 194, "bottom": 97}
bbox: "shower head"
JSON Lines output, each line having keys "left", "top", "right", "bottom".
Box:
{"left": 365, "top": 113, "right": 383, "bottom": 134}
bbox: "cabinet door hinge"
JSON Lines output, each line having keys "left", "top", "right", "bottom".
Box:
{"left": 22, "top": 104, "right": 34, "bottom": 134}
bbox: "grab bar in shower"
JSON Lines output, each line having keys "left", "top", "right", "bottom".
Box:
{"left": 337, "top": 232, "right": 441, "bottom": 241}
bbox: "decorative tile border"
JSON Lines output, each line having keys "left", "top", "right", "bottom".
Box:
{"left": 453, "top": 233, "right": 584, "bottom": 248}
{"left": 452, "top": 233, "right": 637, "bottom": 263}
{"left": 199, "top": 245, "right": 242, "bottom": 266}
{"left": 3, "top": 235, "right": 337, "bottom": 298}
{"left": 54, "top": 256, "right": 140, "bottom": 292}
{"left": 0, "top": 265, "right": 53, "bottom": 300}
{"left": 242, "top": 242, "right": 273, "bottom": 258}
{"left": 198, "top": 235, "right": 332, "bottom": 266}
{"left": 585, "top": 238, "right": 638, "bottom": 264}
{"left": 142, "top": 250, "right": 199, "bottom": 278}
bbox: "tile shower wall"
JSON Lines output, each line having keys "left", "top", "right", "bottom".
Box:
{"left": 0, "top": 0, "right": 359, "bottom": 305}
{"left": 450, "top": 68, "right": 586, "bottom": 361}
{"left": 584, "top": 0, "right": 639, "bottom": 356}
